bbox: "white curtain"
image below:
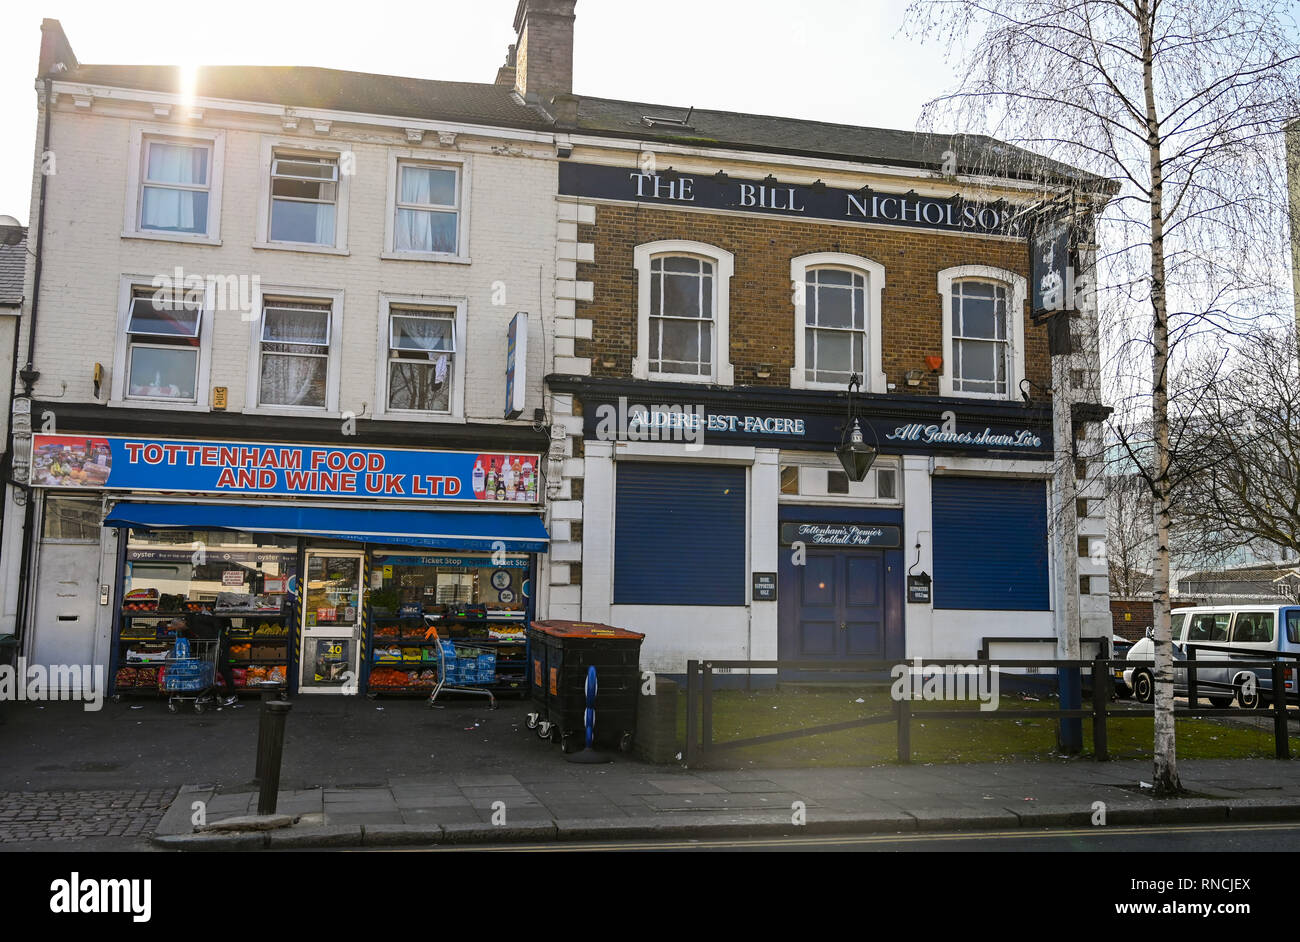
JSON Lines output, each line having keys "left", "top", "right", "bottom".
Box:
{"left": 313, "top": 203, "right": 335, "bottom": 245}
{"left": 141, "top": 143, "right": 206, "bottom": 230}
{"left": 396, "top": 168, "right": 433, "bottom": 251}
{"left": 262, "top": 355, "right": 321, "bottom": 406}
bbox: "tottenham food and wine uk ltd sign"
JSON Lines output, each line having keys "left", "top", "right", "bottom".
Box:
{"left": 29, "top": 435, "right": 541, "bottom": 503}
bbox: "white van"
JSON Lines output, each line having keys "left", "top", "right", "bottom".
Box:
{"left": 1123, "top": 605, "right": 1300, "bottom": 707}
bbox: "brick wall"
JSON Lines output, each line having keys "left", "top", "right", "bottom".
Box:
{"left": 573, "top": 204, "right": 1051, "bottom": 394}
{"left": 1111, "top": 598, "right": 1154, "bottom": 641}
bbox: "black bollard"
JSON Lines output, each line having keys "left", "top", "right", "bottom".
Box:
{"left": 253, "top": 683, "right": 280, "bottom": 784}
{"left": 257, "top": 699, "right": 292, "bottom": 815}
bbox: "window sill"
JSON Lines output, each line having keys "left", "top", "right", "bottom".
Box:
{"left": 121, "top": 230, "right": 221, "bottom": 247}
{"left": 943, "top": 388, "right": 1016, "bottom": 402}
{"left": 372, "top": 412, "right": 467, "bottom": 424}
{"left": 380, "top": 251, "right": 472, "bottom": 265}
{"left": 645, "top": 372, "right": 720, "bottom": 385}
{"left": 108, "top": 399, "right": 210, "bottom": 413}
{"left": 243, "top": 406, "right": 340, "bottom": 419}
{"left": 253, "top": 241, "right": 350, "bottom": 257}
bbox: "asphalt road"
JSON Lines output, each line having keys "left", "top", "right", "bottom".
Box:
{"left": 380, "top": 820, "right": 1300, "bottom": 852}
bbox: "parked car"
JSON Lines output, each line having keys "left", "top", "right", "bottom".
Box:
{"left": 1123, "top": 606, "right": 1300, "bottom": 707}
{"left": 1111, "top": 635, "right": 1134, "bottom": 698}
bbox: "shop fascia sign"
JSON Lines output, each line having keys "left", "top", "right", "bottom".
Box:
{"left": 584, "top": 398, "right": 1048, "bottom": 455}
{"left": 28, "top": 434, "right": 541, "bottom": 504}
{"left": 884, "top": 410, "right": 1044, "bottom": 450}
{"left": 559, "top": 162, "right": 1025, "bottom": 236}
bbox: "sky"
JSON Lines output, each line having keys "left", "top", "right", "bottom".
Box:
{"left": 0, "top": 0, "right": 959, "bottom": 225}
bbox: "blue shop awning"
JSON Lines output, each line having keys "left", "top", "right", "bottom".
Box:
{"left": 104, "top": 502, "right": 549, "bottom": 553}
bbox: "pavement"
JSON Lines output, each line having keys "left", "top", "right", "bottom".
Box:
{"left": 4, "top": 696, "right": 1300, "bottom": 851}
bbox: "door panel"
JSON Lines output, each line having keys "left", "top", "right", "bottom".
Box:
{"left": 30, "top": 542, "right": 102, "bottom": 676}
{"left": 788, "top": 551, "right": 887, "bottom": 661}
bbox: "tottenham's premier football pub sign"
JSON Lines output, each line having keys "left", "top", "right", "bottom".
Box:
{"left": 559, "top": 163, "right": 1025, "bottom": 237}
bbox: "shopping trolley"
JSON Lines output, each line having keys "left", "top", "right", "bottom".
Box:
{"left": 162, "top": 635, "right": 218, "bottom": 714}
{"left": 423, "top": 619, "right": 496, "bottom": 710}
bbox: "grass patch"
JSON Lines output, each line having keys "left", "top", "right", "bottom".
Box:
{"left": 674, "top": 686, "right": 1300, "bottom": 768}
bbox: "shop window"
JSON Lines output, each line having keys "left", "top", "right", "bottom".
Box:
{"left": 932, "top": 477, "right": 1048, "bottom": 610}
{"left": 41, "top": 495, "right": 101, "bottom": 540}
{"left": 387, "top": 307, "right": 456, "bottom": 413}
{"left": 368, "top": 554, "right": 528, "bottom": 618}
{"left": 614, "top": 463, "right": 746, "bottom": 605}
{"left": 937, "top": 265, "right": 1026, "bottom": 401}
{"left": 790, "top": 253, "right": 886, "bottom": 392}
{"left": 633, "top": 240, "right": 734, "bottom": 384}
{"left": 125, "top": 287, "right": 201, "bottom": 402}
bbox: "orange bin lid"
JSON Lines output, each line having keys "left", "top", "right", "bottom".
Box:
{"left": 530, "top": 620, "right": 645, "bottom": 640}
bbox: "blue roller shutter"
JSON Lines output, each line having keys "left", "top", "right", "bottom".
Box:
{"left": 614, "top": 463, "right": 746, "bottom": 605}
{"left": 932, "top": 477, "right": 1050, "bottom": 610}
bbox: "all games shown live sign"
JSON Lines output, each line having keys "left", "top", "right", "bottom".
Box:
{"left": 779, "top": 522, "right": 902, "bottom": 548}
{"left": 559, "top": 162, "right": 1026, "bottom": 237}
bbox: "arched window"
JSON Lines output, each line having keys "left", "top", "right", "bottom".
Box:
{"left": 937, "top": 265, "right": 1026, "bottom": 400}
{"left": 791, "top": 253, "right": 885, "bottom": 391}
{"left": 633, "top": 241, "right": 734, "bottom": 384}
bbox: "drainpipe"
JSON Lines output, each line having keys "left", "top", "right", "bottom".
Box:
{"left": 12, "top": 74, "right": 54, "bottom": 646}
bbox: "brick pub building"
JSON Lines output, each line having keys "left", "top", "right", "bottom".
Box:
{"left": 528, "top": 4, "right": 1113, "bottom": 679}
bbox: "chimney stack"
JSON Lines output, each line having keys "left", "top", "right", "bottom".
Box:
{"left": 494, "top": 44, "right": 517, "bottom": 87}
{"left": 39, "top": 19, "right": 78, "bottom": 77}
{"left": 511, "top": 0, "right": 576, "bottom": 101}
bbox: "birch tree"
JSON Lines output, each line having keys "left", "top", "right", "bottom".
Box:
{"left": 907, "top": 0, "right": 1300, "bottom": 794}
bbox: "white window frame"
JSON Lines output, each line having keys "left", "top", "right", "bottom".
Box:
{"left": 382, "top": 151, "right": 471, "bottom": 264}
{"left": 373, "top": 293, "right": 468, "bottom": 422}
{"left": 244, "top": 283, "right": 345, "bottom": 416}
{"left": 937, "top": 265, "right": 1026, "bottom": 401}
{"left": 110, "top": 274, "right": 215, "bottom": 411}
{"left": 254, "top": 137, "right": 351, "bottom": 255}
{"left": 122, "top": 124, "right": 224, "bottom": 245}
{"left": 633, "top": 240, "right": 734, "bottom": 385}
{"left": 776, "top": 451, "right": 902, "bottom": 506}
{"left": 790, "top": 252, "right": 886, "bottom": 393}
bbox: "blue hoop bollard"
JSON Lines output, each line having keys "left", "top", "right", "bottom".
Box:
{"left": 567, "top": 664, "right": 611, "bottom": 763}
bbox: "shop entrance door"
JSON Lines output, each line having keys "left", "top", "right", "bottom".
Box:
{"left": 299, "top": 549, "right": 365, "bottom": 694}
{"left": 782, "top": 551, "right": 886, "bottom": 665}
{"left": 29, "top": 541, "right": 102, "bottom": 680}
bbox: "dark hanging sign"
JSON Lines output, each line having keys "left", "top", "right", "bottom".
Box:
{"left": 779, "top": 522, "right": 901, "bottom": 548}
{"left": 752, "top": 571, "right": 777, "bottom": 601}
{"left": 559, "top": 163, "right": 1026, "bottom": 237}
{"left": 1029, "top": 213, "right": 1078, "bottom": 356}
{"left": 907, "top": 572, "right": 933, "bottom": 604}
{"left": 1030, "top": 213, "right": 1074, "bottom": 314}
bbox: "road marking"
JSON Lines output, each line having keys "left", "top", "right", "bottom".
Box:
{"left": 383, "top": 820, "right": 1300, "bottom": 852}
